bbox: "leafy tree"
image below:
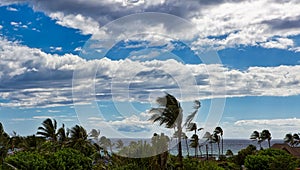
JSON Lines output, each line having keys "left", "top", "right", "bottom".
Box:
{"left": 225, "top": 149, "right": 234, "bottom": 157}
{"left": 233, "top": 144, "right": 257, "bottom": 166}
{"left": 4, "top": 151, "right": 47, "bottom": 170}
{"left": 48, "top": 148, "right": 92, "bottom": 170}
{"left": 245, "top": 149, "right": 297, "bottom": 170}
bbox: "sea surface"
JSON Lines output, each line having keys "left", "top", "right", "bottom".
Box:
{"left": 110, "top": 138, "right": 284, "bottom": 156}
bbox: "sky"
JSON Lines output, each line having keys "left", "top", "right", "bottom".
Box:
{"left": 1, "top": 0, "right": 300, "bottom": 139}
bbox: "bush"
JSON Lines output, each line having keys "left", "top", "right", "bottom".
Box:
{"left": 4, "top": 151, "right": 47, "bottom": 170}
{"left": 244, "top": 149, "right": 297, "bottom": 170}
{"left": 233, "top": 144, "right": 257, "bottom": 166}
{"left": 48, "top": 148, "right": 92, "bottom": 170}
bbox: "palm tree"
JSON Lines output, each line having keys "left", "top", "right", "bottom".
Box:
{"left": 284, "top": 133, "right": 294, "bottom": 146}
{"left": 214, "top": 126, "right": 224, "bottom": 155}
{"left": 190, "top": 134, "right": 199, "bottom": 157}
{"left": 284, "top": 133, "right": 300, "bottom": 147}
{"left": 182, "top": 133, "right": 190, "bottom": 157}
{"left": 37, "top": 118, "right": 58, "bottom": 141}
{"left": 149, "top": 93, "right": 184, "bottom": 167}
{"left": 0, "top": 122, "right": 9, "bottom": 164}
{"left": 203, "top": 131, "right": 214, "bottom": 157}
{"left": 250, "top": 130, "right": 262, "bottom": 149}
{"left": 115, "top": 139, "right": 124, "bottom": 150}
{"left": 187, "top": 122, "right": 202, "bottom": 158}
{"left": 213, "top": 132, "right": 221, "bottom": 157}
{"left": 261, "top": 130, "right": 271, "bottom": 148}
{"left": 57, "top": 124, "right": 69, "bottom": 145}
{"left": 69, "top": 125, "right": 95, "bottom": 156}
{"left": 89, "top": 129, "right": 100, "bottom": 141}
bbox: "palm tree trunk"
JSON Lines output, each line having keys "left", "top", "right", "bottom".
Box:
{"left": 221, "top": 137, "right": 224, "bottom": 155}
{"left": 268, "top": 140, "right": 271, "bottom": 148}
{"left": 206, "top": 144, "right": 208, "bottom": 160}
{"left": 199, "top": 145, "right": 202, "bottom": 157}
{"left": 185, "top": 138, "right": 189, "bottom": 157}
{"left": 217, "top": 143, "right": 220, "bottom": 158}
{"left": 210, "top": 143, "right": 213, "bottom": 158}
{"left": 177, "top": 127, "right": 183, "bottom": 168}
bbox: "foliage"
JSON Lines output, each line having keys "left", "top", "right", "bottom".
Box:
{"left": 48, "top": 148, "right": 92, "bottom": 170}
{"left": 244, "top": 149, "right": 297, "bottom": 170}
{"left": 4, "top": 151, "right": 47, "bottom": 170}
{"left": 232, "top": 144, "right": 257, "bottom": 166}
{"left": 182, "top": 159, "right": 224, "bottom": 170}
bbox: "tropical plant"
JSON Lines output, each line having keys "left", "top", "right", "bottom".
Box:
{"left": 214, "top": 126, "right": 224, "bottom": 155}
{"left": 261, "top": 129, "right": 271, "bottom": 148}
{"left": 250, "top": 130, "right": 263, "bottom": 149}
{"left": 37, "top": 118, "right": 58, "bottom": 142}
{"left": 244, "top": 149, "right": 297, "bottom": 170}
{"left": 149, "top": 93, "right": 184, "bottom": 167}
{"left": 0, "top": 122, "right": 9, "bottom": 165}
{"left": 115, "top": 139, "right": 124, "bottom": 150}
{"left": 69, "top": 125, "right": 95, "bottom": 156}
{"left": 284, "top": 133, "right": 300, "bottom": 147}
{"left": 250, "top": 130, "right": 272, "bottom": 149}
{"left": 149, "top": 93, "right": 201, "bottom": 167}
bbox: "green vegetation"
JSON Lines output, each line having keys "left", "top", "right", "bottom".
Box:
{"left": 0, "top": 94, "right": 299, "bottom": 169}
{"left": 244, "top": 149, "right": 297, "bottom": 170}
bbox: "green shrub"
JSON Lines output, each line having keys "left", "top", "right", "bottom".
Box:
{"left": 244, "top": 149, "right": 297, "bottom": 170}
{"left": 4, "top": 151, "right": 47, "bottom": 170}
{"left": 48, "top": 148, "right": 92, "bottom": 170}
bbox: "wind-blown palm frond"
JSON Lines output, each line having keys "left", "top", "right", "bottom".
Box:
{"left": 184, "top": 100, "right": 201, "bottom": 127}
{"left": 37, "top": 118, "right": 57, "bottom": 141}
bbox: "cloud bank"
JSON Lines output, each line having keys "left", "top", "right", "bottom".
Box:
{"left": 1, "top": 38, "right": 300, "bottom": 108}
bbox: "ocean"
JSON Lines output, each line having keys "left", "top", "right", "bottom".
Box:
{"left": 110, "top": 138, "right": 284, "bottom": 156}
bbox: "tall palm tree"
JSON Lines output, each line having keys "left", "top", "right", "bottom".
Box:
{"left": 213, "top": 132, "right": 221, "bottom": 157}
{"left": 149, "top": 93, "right": 184, "bottom": 167}
{"left": 69, "top": 125, "right": 95, "bottom": 156}
{"left": 0, "top": 122, "right": 9, "bottom": 164}
{"left": 284, "top": 133, "right": 300, "bottom": 147}
{"left": 89, "top": 129, "right": 100, "bottom": 141}
{"left": 250, "top": 130, "right": 262, "bottom": 149}
{"left": 115, "top": 139, "right": 124, "bottom": 150}
{"left": 187, "top": 122, "right": 202, "bottom": 158}
{"left": 214, "top": 127, "right": 224, "bottom": 155}
{"left": 182, "top": 133, "right": 190, "bottom": 157}
{"left": 37, "top": 118, "right": 58, "bottom": 141}
{"left": 261, "top": 130, "right": 271, "bottom": 148}
{"left": 57, "top": 123, "right": 69, "bottom": 145}
{"left": 203, "top": 131, "right": 214, "bottom": 158}
{"left": 190, "top": 134, "right": 199, "bottom": 157}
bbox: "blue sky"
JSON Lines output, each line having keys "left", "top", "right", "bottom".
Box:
{"left": 1, "top": 1, "right": 300, "bottom": 139}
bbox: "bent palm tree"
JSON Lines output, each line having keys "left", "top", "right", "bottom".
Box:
{"left": 37, "top": 118, "right": 58, "bottom": 141}
{"left": 261, "top": 129, "right": 271, "bottom": 148}
{"left": 214, "top": 127, "right": 224, "bottom": 155}
{"left": 149, "top": 93, "right": 183, "bottom": 167}
{"left": 250, "top": 130, "right": 262, "bottom": 149}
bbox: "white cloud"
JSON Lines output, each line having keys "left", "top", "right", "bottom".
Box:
{"left": 221, "top": 118, "right": 300, "bottom": 139}
{"left": 1, "top": 38, "right": 300, "bottom": 108}
{"left": 6, "top": 6, "right": 18, "bottom": 11}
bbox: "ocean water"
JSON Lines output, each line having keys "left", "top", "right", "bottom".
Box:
{"left": 110, "top": 138, "right": 284, "bottom": 156}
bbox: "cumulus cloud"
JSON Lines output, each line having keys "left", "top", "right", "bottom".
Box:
{"left": 1, "top": 38, "right": 300, "bottom": 108}
{"left": 3, "top": 0, "right": 300, "bottom": 50}
{"left": 221, "top": 118, "right": 300, "bottom": 139}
